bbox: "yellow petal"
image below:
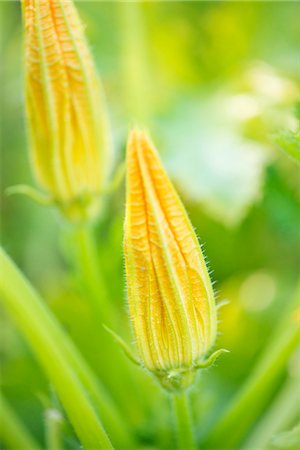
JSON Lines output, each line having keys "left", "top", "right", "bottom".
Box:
{"left": 23, "top": 0, "right": 112, "bottom": 222}
{"left": 124, "top": 129, "right": 217, "bottom": 386}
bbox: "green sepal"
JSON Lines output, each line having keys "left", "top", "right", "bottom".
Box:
{"left": 153, "top": 349, "right": 229, "bottom": 392}
{"left": 56, "top": 193, "right": 101, "bottom": 225}
{"left": 154, "top": 368, "right": 196, "bottom": 393}
{"left": 103, "top": 324, "right": 140, "bottom": 366}
{"left": 194, "top": 348, "right": 229, "bottom": 369}
{"left": 5, "top": 185, "right": 53, "bottom": 206}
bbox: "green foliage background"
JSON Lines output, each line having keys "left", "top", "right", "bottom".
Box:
{"left": 1, "top": 1, "right": 300, "bottom": 449}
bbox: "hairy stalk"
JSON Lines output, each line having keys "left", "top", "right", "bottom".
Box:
{"left": 0, "top": 395, "right": 42, "bottom": 450}
{"left": 173, "top": 391, "right": 196, "bottom": 450}
{"left": 0, "top": 247, "right": 133, "bottom": 449}
{"left": 207, "top": 287, "right": 300, "bottom": 449}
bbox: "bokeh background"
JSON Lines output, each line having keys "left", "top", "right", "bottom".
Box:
{"left": 1, "top": 1, "right": 300, "bottom": 449}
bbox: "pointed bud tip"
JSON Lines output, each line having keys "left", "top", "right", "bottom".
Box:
{"left": 127, "top": 127, "right": 153, "bottom": 156}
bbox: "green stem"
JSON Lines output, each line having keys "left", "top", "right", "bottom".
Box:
{"left": 0, "top": 395, "right": 42, "bottom": 450}
{"left": 173, "top": 391, "right": 196, "bottom": 450}
{"left": 119, "top": 1, "right": 150, "bottom": 123}
{"left": 65, "top": 224, "right": 151, "bottom": 429}
{"left": 45, "top": 409, "right": 63, "bottom": 450}
{"left": 207, "top": 287, "right": 300, "bottom": 449}
{"left": 67, "top": 225, "right": 116, "bottom": 325}
{"left": 0, "top": 247, "right": 132, "bottom": 449}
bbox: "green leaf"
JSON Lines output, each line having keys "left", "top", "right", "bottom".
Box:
{"left": 0, "top": 247, "right": 134, "bottom": 449}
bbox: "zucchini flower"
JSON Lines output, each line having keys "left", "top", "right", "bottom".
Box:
{"left": 22, "top": 0, "right": 112, "bottom": 222}
{"left": 124, "top": 130, "right": 225, "bottom": 391}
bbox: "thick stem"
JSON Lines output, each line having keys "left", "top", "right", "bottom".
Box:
{"left": 0, "top": 395, "right": 42, "bottom": 450}
{"left": 173, "top": 391, "right": 196, "bottom": 450}
{"left": 0, "top": 247, "right": 133, "bottom": 449}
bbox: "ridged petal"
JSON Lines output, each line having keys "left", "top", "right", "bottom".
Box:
{"left": 23, "top": 0, "right": 111, "bottom": 213}
{"left": 124, "top": 130, "right": 217, "bottom": 372}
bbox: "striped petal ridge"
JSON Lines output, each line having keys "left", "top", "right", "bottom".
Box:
{"left": 23, "top": 0, "right": 112, "bottom": 221}
{"left": 124, "top": 129, "right": 217, "bottom": 387}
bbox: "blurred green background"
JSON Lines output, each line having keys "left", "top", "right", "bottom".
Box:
{"left": 1, "top": 1, "right": 300, "bottom": 449}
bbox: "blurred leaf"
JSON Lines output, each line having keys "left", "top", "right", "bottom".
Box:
{"left": 161, "top": 95, "right": 269, "bottom": 226}
{"left": 275, "top": 130, "right": 300, "bottom": 165}
{"left": 270, "top": 423, "right": 300, "bottom": 450}
{"left": 294, "top": 103, "right": 300, "bottom": 121}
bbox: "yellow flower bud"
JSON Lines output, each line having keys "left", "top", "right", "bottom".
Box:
{"left": 124, "top": 129, "right": 219, "bottom": 391}
{"left": 22, "top": 0, "right": 112, "bottom": 222}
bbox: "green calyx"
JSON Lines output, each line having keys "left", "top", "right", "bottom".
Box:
{"left": 104, "top": 324, "right": 229, "bottom": 392}
{"left": 154, "top": 349, "right": 229, "bottom": 392}
{"left": 56, "top": 193, "right": 102, "bottom": 225}
{"left": 155, "top": 368, "right": 196, "bottom": 392}
{"left": 6, "top": 184, "right": 101, "bottom": 225}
